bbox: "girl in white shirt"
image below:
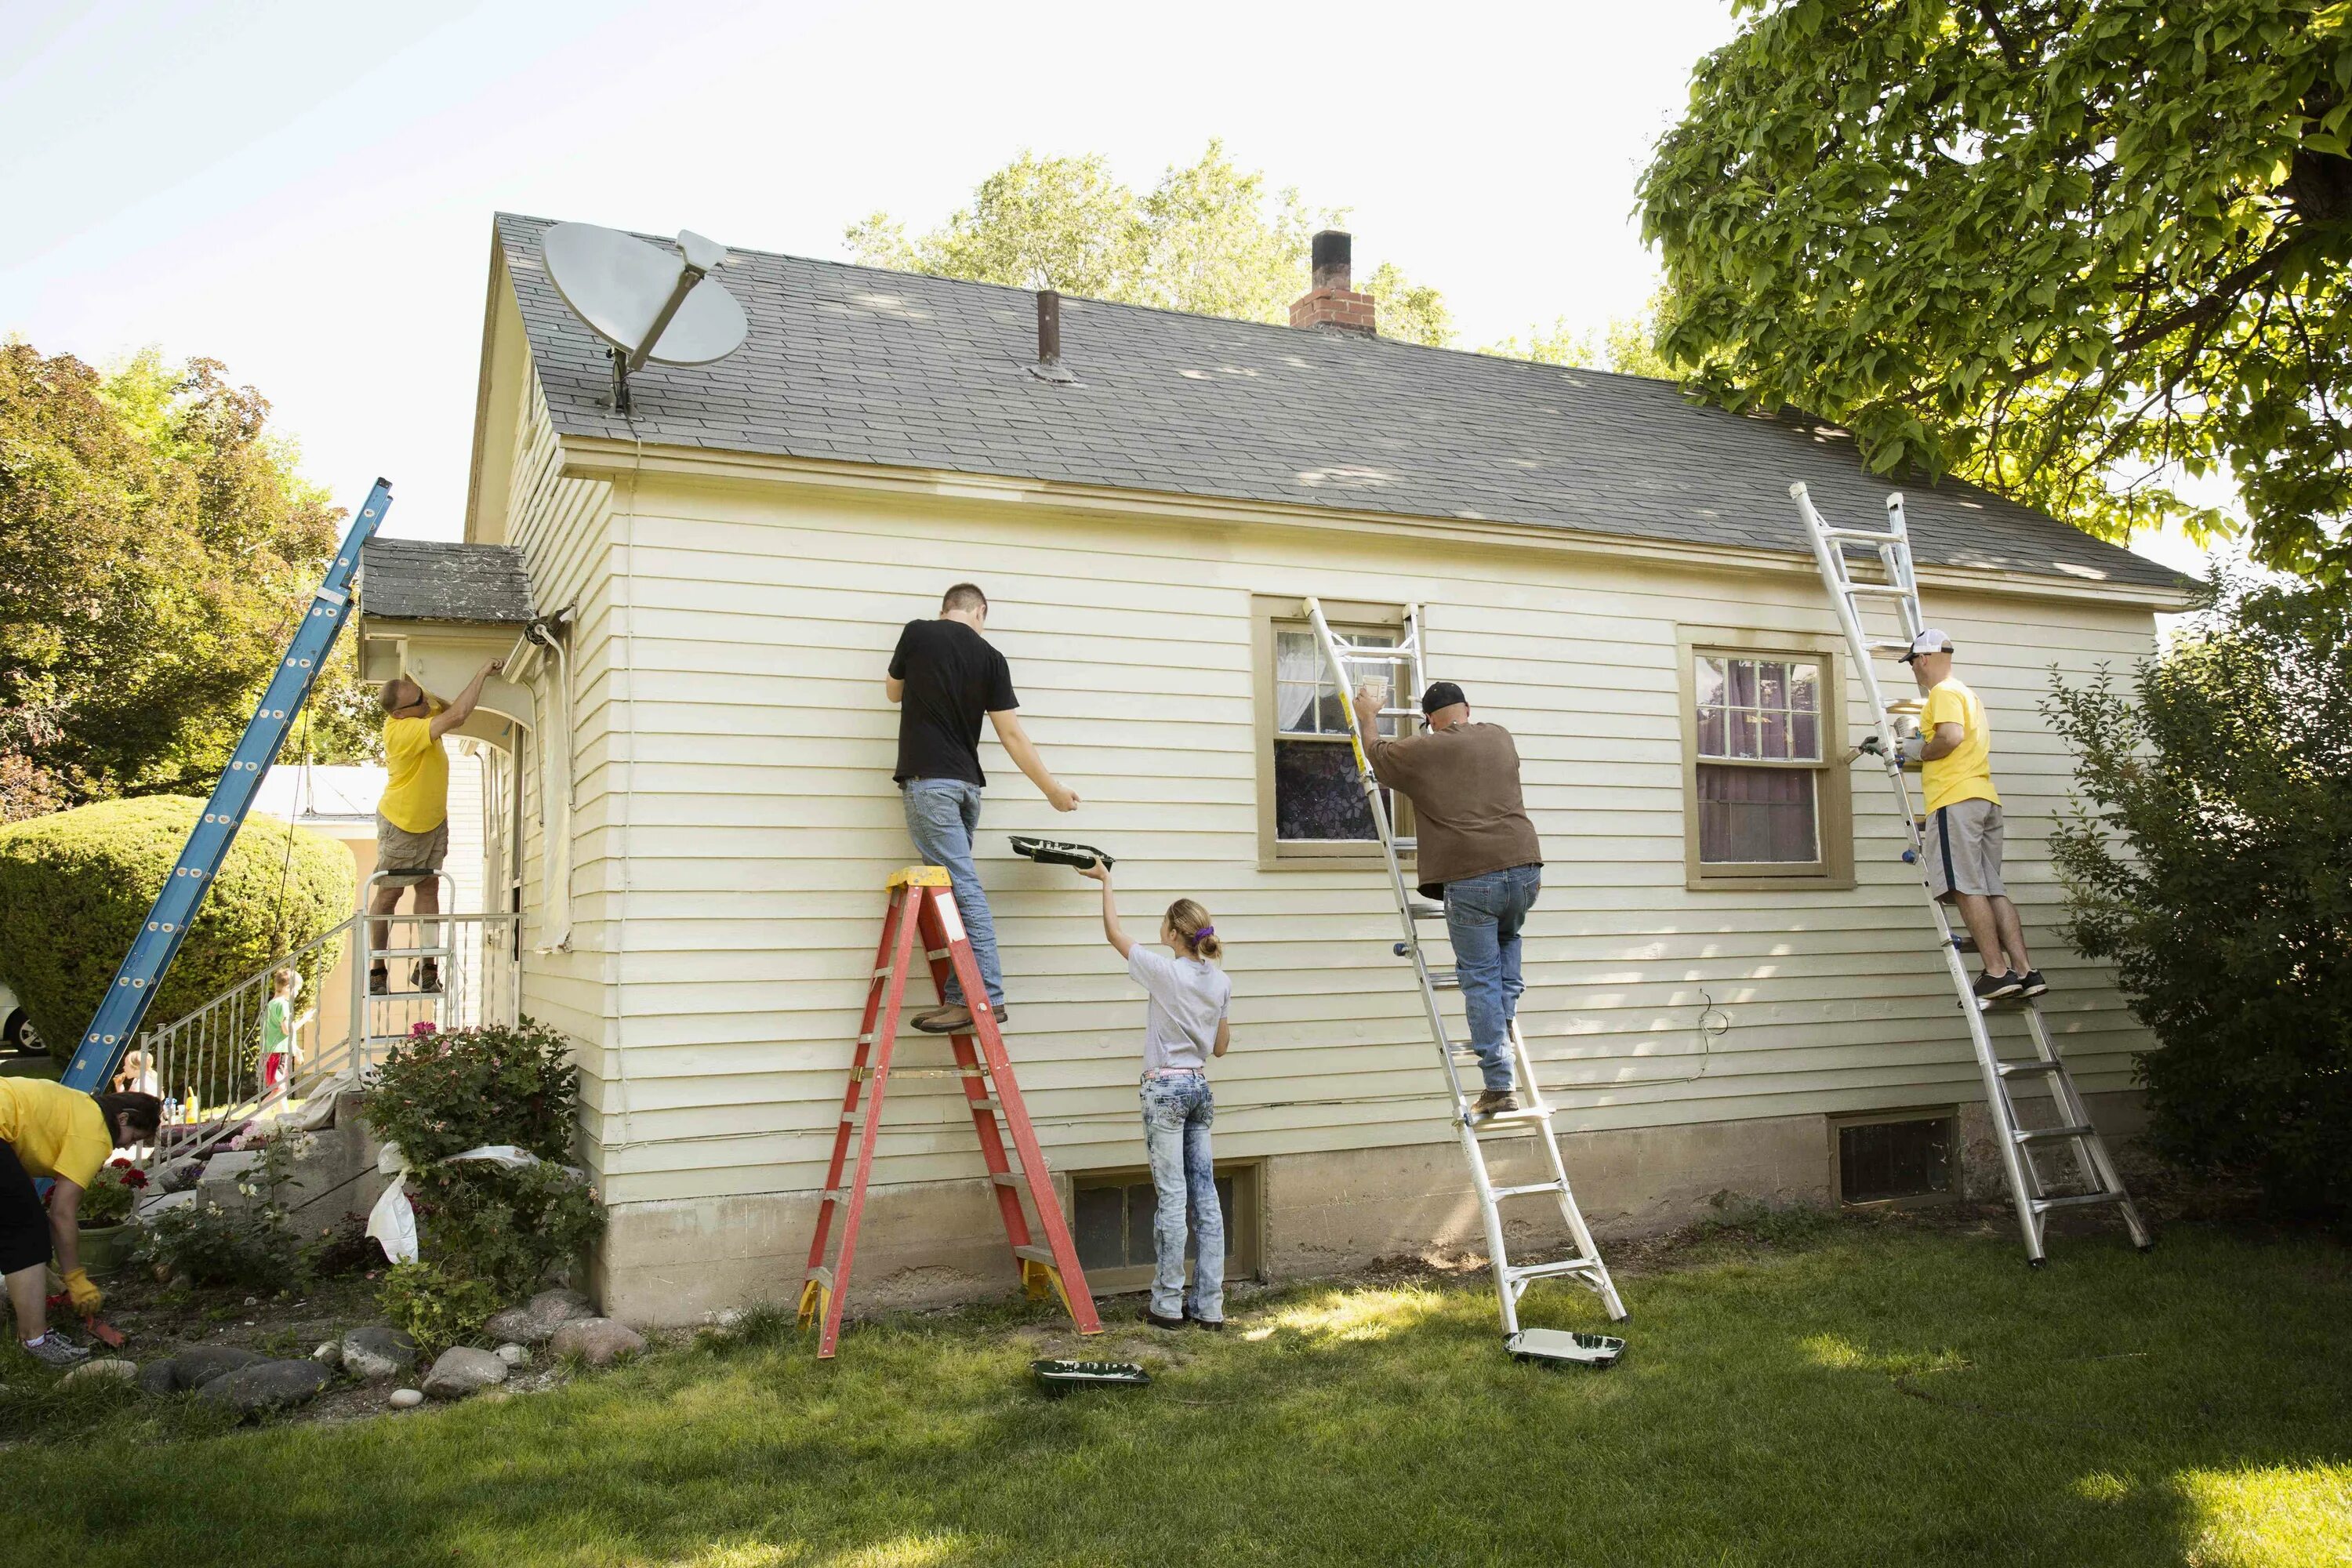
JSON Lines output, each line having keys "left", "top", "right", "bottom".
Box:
{"left": 1077, "top": 858, "right": 1232, "bottom": 1330}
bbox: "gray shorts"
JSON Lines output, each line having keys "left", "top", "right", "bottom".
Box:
{"left": 1924, "top": 799, "right": 2005, "bottom": 899}
{"left": 376, "top": 811, "right": 448, "bottom": 882}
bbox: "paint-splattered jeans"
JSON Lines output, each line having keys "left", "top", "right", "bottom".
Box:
{"left": 900, "top": 779, "right": 1003, "bottom": 1007}
{"left": 1141, "top": 1070, "right": 1224, "bottom": 1323}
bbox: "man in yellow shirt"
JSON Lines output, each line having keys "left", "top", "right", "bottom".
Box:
{"left": 372, "top": 660, "right": 502, "bottom": 994}
{"left": 1903, "top": 630, "right": 2045, "bottom": 1008}
{"left": 1, "top": 1080, "right": 161, "bottom": 1367}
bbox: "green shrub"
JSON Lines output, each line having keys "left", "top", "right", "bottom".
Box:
{"left": 133, "top": 1200, "right": 307, "bottom": 1291}
{"left": 2047, "top": 575, "right": 2352, "bottom": 1216}
{"left": 0, "top": 795, "right": 350, "bottom": 1060}
{"left": 377, "top": 1261, "right": 500, "bottom": 1357}
{"left": 365, "top": 1019, "right": 602, "bottom": 1303}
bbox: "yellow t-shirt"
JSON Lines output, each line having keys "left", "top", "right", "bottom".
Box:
{"left": 379, "top": 702, "right": 448, "bottom": 833}
{"left": 0, "top": 1078, "right": 113, "bottom": 1188}
{"left": 1921, "top": 677, "right": 2001, "bottom": 815}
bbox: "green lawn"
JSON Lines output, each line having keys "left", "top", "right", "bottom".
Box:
{"left": 5, "top": 1220, "right": 2348, "bottom": 1567}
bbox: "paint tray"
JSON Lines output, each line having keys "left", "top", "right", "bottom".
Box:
{"left": 1032, "top": 1358, "right": 1151, "bottom": 1396}
{"left": 1505, "top": 1329, "right": 1625, "bottom": 1369}
{"left": 1010, "top": 836, "right": 1115, "bottom": 870}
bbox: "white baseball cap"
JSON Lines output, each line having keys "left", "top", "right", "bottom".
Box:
{"left": 1900, "top": 629, "right": 1955, "bottom": 663}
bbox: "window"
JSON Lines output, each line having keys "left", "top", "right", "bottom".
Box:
{"left": 1254, "top": 598, "right": 1410, "bottom": 866}
{"left": 1071, "top": 1164, "right": 1261, "bottom": 1292}
{"left": 1679, "top": 630, "right": 1853, "bottom": 889}
{"left": 1833, "top": 1112, "right": 1956, "bottom": 1204}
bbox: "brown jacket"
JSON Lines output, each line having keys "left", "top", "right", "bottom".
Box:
{"left": 1365, "top": 721, "right": 1542, "bottom": 898}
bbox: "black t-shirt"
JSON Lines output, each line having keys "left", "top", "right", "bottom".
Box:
{"left": 890, "top": 619, "right": 1018, "bottom": 786}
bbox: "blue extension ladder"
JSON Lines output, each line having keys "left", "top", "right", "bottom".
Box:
{"left": 60, "top": 479, "right": 394, "bottom": 1092}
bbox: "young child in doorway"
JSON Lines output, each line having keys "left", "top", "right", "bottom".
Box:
{"left": 1076, "top": 858, "right": 1232, "bottom": 1330}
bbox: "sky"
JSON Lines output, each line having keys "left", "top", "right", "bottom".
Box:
{"left": 2, "top": 0, "right": 1746, "bottom": 542}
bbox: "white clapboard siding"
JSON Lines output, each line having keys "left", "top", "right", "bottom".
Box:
{"left": 466, "top": 463, "right": 2173, "bottom": 1209}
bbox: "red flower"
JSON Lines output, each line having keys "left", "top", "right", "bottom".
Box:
{"left": 109, "top": 1156, "right": 132, "bottom": 1170}
{"left": 122, "top": 1169, "right": 149, "bottom": 1189}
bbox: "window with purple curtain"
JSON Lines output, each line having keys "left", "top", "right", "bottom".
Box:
{"left": 1694, "top": 653, "right": 1822, "bottom": 864}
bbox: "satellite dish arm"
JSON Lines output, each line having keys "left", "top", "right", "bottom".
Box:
{"left": 626, "top": 230, "right": 727, "bottom": 372}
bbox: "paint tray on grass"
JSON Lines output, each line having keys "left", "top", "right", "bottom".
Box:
{"left": 1032, "top": 1359, "right": 1150, "bottom": 1396}
{"left": 1009, "top": 836, "right": 1115, "bottom": 870}
{"left": 1505, "top": 1329, "right": 1625, "bottom": 1369}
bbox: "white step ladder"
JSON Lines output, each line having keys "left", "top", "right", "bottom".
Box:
{"left": 1304, "top": 598, "right": 1628, "bottom": 1352}
{"left": 1789, "top": 484, "right": 2153, "bottom": 1265}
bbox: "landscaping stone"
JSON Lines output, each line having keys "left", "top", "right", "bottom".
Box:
{"left": 169, "top": 1344, "right": 267, "bottom": 1390}
{"left": 423, "top": 1346, "right": 508, "bottom": 1400}
{"left": 340, "top": 1325, "right": 419, "bottom": 1381}
{"left": 550, "top": 1317, "right": 645, "bottom": 1367}
{"left": 312, "top": 1341, "right": 342, "bottom": 1368}
{"left": 387, "top": 1387, "right": 424, "bottom": 1409}
{"left": 136, "top": 1359, "right": 180, "bottom": 1396}
{"left": 61, "top": 1359, "right": 137, "bottom": 1386}
{"left": 195, "top": 1358, "right": 332, "bottom": 1415}
{"left": 495, "top": 1342, "right": 530, "bottom": 1367}
{"left": 483, "top": 1287, "right": 594, "bottom": 1346}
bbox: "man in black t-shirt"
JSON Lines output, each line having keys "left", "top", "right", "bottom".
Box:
{"left": 887, "top": 582, "right": 1080, "bottom": 1033}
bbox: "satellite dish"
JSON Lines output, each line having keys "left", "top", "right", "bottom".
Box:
{"left": 541, "top": 223, "right": 748, "bottom": 408}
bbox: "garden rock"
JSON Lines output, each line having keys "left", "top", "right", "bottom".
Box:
{"left": 136, "top": 1359, "right": 180, "bottom": 1396}
{"left": 423, "top": 1346, "right": 508, "bottom": 1400}
{"left": 495, "top": 1343, "right": 530, "bottom": 1367}
{"left": 169, "top": 1344, "right": 267, "bottom": 1391}
{"left": 483, "top": 1287, "right": 594, "bottom": 1346}
{"left": 312, "top": 1341, "right": 342, "bottom": 1368}
{"left": 340, "top": 1325, "right": 419, "bottom": 1381}
{"left": 387, "top": 1387, "right": 424, "bottom": 1409}
{"left": 550, "top": 1317, "right": 644, "bottom": 1367}
{"left": 61, "top": 1359, "right": 138, "bottom": 1386}
{"left": 195, "top": 1358, "right": 332, "bottom": 1415}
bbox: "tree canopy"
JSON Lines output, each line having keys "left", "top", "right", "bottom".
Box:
{"left": 1640, "top": 1, "right": 2352, "bottom": 581}
{"left": 846, "top": 141, "right": 1460, "bottom": 347}
{"left": 0, "top": 345, "right": 371, "bottom": 820}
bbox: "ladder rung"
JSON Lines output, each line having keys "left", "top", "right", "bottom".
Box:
{"left": 1885, "top": 699, "right": 1924, "bottom": 713}
{"left": 2031, "top": 1190, "right": 2127, "bottom": 1214}
{"left": 1824, "top": 528, "right": 1901, "bottom": 546}
{"left": 2015, "top": 1123, "right": 2096, "bottom": 1145}
{"left": 966, "top": 1096, "right": 1002, "bottom": 1113}
{"left": 1502, "top": 1257, "right": 1604, "bottom": 1285}
{"left": 989, "top": 1171, "right": 1023, "bottom": 1188}
{"left": 1406, "top": 900, "right": 1446, "bottom": 920}
{"left": 1011, "top": 1244, "right": 1058, "bottom": 1267}
{"left": 820, "top": 1187, "right": 847, "bottom": 1203}
{"left": 1996, "top": 1058, "right": 2062, "bottom": 1077}
{"left": 1951, "top": 934, "right": 1978, "bottom": 953}
{"left": 1428, "top": 968, "right": 1460, "bottom": 989}
{"left": 369, "top": 947, "right": 449, "bottom": 959}
{"left": 806, "top": 1265, "right": 835, "bottom": 1291}
{"left": 1844, "top": 582, "right": 1914, "bottom": 597}
{"left": 1471, "top": 1107, "right": 1553, "bottom": 1130}
{"left": 1867, "top": 638, "right": 1916, "bottom": 652}
{"left": 1393, "top": 837, "right": 1417, "bottom": 853}
{"left": 1490, "top": 1181, "right": 1563, "bottom": 1200}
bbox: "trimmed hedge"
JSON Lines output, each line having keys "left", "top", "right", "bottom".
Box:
{"left": 0, "top": 796, "right": 352, "bottom": 1056}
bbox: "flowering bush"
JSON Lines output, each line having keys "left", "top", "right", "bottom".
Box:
{"left": 77, "top": 1158, "right": 147, "bottom": 1227}
{"left": 134, "top": 1200, "right": 305, "bottom": 1290}
{"left": 365, "top": 1018, "right": 580, "bottom": 1165}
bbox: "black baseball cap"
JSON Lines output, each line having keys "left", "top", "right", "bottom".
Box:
{"left": 1421, "top": 681, "right": 1468, "bottom": 716}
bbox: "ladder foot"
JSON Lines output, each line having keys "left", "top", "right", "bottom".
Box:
{"left": 2136, "top": 1240, "right": 2157, "bottom": 1254}
{"left": 2027, "top": 1257, "right": 2049, "bottom": 1270}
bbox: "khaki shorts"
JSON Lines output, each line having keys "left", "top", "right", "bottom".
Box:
{"left": 376, "top": 811, "right": 448, "bottom": 882}
{"left": 1924, "top": 799, "right": 2005, "bottom": 899}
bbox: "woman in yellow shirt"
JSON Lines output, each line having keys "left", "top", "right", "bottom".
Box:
{"left": 1, "top": 1080, "right": 162, "bottom": 1367}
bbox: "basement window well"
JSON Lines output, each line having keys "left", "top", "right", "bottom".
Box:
{"left": 1071, "top": 1163, "right": 1261, "bottom": 1294}
{"left": 1833, "top": 1111, "right": 1956, "bottom": 1204}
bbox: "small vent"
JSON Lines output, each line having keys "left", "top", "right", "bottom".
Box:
{"left": 1838, "top": 1115, "right": 1954, "bottom": 1203}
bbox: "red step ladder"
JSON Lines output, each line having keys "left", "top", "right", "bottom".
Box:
{"left": 797, "top": 866, "right": 1103, "bottom": 1356}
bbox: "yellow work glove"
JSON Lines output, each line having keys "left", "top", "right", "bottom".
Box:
{"left": 63, "top": 1268, "right": 103, "bottom": 1315}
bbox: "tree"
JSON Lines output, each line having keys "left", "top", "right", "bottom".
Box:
{"left": 2045, "top": 575, "right": 2351, "bottom": 1214}
{"left": 1483, "top": 289, "right": 1679, "bottom": 376}
{"left": 1639, "top": 1, "right": 2352, "bottom": 581}
{"left": 0, "top": 345, "right": 365, "bottom": 818}
{"left": 848, "top": 141, "right": 1457, "bottom": 345}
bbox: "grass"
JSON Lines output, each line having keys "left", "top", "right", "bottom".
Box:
{"left": 3, "top": 1219, "right": 2347, "bottom": 1567}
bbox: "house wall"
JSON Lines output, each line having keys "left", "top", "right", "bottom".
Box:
{"left": 535, "top": 468, "right": 2162, "bottom": 1324}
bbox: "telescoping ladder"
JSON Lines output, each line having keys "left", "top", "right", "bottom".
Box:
{"left": 63, "top": 479, "right": 395, "bottom": 1094}
{"left": 798, "top": 868, "right": 1103, "bottom": 1357}
{"left": 1304, "top": 599, "right": 1628, "bottom": 1356}
{"left": 1790, "top": 484, "right": 2151, "bottom": 1265}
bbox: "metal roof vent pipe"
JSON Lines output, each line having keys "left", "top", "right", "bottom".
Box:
{"left": 1290, "top": 229, "right": 1377, "bottom": 335}
{"left": 1029, "top": 288, "right": 1079, "bottom": 384}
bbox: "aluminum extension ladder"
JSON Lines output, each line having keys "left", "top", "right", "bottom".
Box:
{"left": 1790, "top": 484, "right": 2152, "bottom": 1265}
{"left": 64, "top": 479, "right": 394, "bottom": 1093}
{"left": 1304, "top": 599, "right": 1628, "bottom": 1352}
{"left": 798, "top": 867, "right": 1103, "bottom": 1357}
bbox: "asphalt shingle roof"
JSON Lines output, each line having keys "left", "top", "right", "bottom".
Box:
{"left": 361, "top": 538, "right": 535, "bottom": 623}
{"left": 494, "top": 212, "right": 2183, "bottom": 592}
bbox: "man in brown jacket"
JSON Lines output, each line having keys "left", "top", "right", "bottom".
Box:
{"left": 1354, "top": 679, "right": 1544, "bottom": 1117}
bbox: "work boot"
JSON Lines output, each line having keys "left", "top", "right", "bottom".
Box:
{"left": 1468, "top": 1090, "right": 1520, "bottom": 1120}
{"left": 1143, "top": 1308, "right": 1186, "bottom": 1331}
{"left": 414, "top": 960, "right": 441, "bottom": 996}
{"left": 368, "top": 964, "right": 389, "bottom": 996}
{"left": 910, "top": 1004, "right": 972, "bottom": 1034}
{"left": 20, "top": 1333, "right": 89, "bottom": 1369}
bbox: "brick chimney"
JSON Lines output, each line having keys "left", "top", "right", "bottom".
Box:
{"left": 1289, "top": 230, "right": 1376, "bottom": 335}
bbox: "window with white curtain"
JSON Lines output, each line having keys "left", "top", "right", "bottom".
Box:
{"left": 1254, "top": 602, "right": 1411, "bottom": 863}
{"left": 1681, "top": 639, "right": 1852, "bottom": 887}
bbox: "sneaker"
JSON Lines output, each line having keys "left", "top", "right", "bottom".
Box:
{"left": 1143, "top": 1309, "right": 1186, "bottom": 1331}
{"left": 414, "top": 960, "right": 441, "bottom": 996}
{"left": 1468, "top": 1090, "right": 1521, "bottom": 1120}
{"left": 910, "top": 1004, "right": 972, "bottom": 1034}
{"left": 1973, "top": 971, "right": 2024, "bottom": 1008}
{"left": 2017, "top": 971, "right": 2049, "bottom": 998}
{"left": 20, "top": 1334, "right": 89, "bottom": 1369}
{"left": 368, "top": 964, "right": 389, "bottom": 996}
{"left": 1185, "top": 1314, "right": 1226, "bottom": 1332}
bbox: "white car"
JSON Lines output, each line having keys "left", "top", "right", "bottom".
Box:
{"left": 0, "top": 980, "right": 45, "bottom": 1056}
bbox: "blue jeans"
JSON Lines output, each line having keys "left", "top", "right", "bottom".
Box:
{"left": 900, "top": 779, "right": 1004, "bottom": 1007}
{"left": 1445, "top": 864, "right": 1541, "bottom": 1093}
{"left": 1141, "top": 1073, "right": 1224, "bottom": 1322}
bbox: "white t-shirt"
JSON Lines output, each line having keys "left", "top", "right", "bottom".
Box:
{"left": 1127, "top": 947, "right": 1230, "bottom": 1073}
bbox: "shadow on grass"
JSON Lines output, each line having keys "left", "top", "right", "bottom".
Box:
{"left": 4, "top": 1225, "right": 2347, "bottom": 1567}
